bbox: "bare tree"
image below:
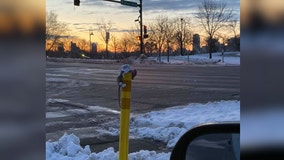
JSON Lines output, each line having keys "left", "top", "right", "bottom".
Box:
{"left": 144, "top": 41, "right": 157, "bottom": 55}
{"left": 173, "top": 17, "right": 192, "bottom": 56}
{"left": 119, "top": 33, "right": 133, "bottom": 57}
{"left": 216, "top": 32, "right": 229, "bottom": 47}
{"left": 97, "top": 20, "right": 112, "bottom": 59}
{"left": 150, "top": 15, "right": 171, "bottom": 62}
{"left": 110, "top": 35, "right": 119, "bottom": 59}
{"left": 196, "top": 0, "right": 232, "bottom": 59}
{"left": 46, "top": 11, "right": 68, "bottom": 53}
{"left": 162, "top": 19, "right": 176, "bottom": 62}
{"left": 216, "top": 32, "right": 228, "bottom": 62}
{"left": 76, "top": 39, "right": 89, "bottom": 52}
{"left": 127, "top": 26, "right": 140, "bottom": 54}
{"left": 228, "top": 19, "right": 239, "bottom": 38}
{"left": 120, "top": 37, "right": 130, "bottom": 54}
{"left": 228, "top": 19, "right": 240, "bottom": 51}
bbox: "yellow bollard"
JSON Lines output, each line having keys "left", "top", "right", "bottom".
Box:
{"left": 119, "top": 68, "right": 132, "bottom": 160}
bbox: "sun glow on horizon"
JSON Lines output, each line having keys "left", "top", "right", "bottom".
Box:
{"left": 46, "top": 0, "right": 240, "bottom": 53}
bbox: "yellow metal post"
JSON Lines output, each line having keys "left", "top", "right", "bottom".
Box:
{"left": 119, "top": 70, "right": 132, "bottom": 160}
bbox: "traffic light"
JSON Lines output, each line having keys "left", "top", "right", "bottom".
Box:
{"left": 136, "top": 36, "right": 141, "bottom": 41}
{"left": 144, "top": 25, "right": 148, "bottom": 39}
{"left": 106, "top": 32, "right": 110, "bottom": 43}
{"left": 144, "top": 25, "right": 147, "bottom": 35}
{"left": 74, "top": 0, "right": 80, "bottom": 6}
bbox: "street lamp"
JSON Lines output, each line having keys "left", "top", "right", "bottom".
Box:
{"left": 89, "top": 30, "right": 94, "bottom": 58}
{"left": 222, "top": 42, "right": 228, "bottom": 63}
{"left": 167, "top": 40, "right": 170, "bottom": 63}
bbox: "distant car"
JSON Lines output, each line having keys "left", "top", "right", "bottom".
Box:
{"left": 170, "top": 122, "right": 240, "bottom": 160}
{"left": 81, "top": 54, "right": 90, "bottom": 59}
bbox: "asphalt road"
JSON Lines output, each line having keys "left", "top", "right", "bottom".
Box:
{"left": 46, "top": 61, "right": 240, "bottom": 152}
{"left": 46, "top": 62, "right": 239, "bottom": 112}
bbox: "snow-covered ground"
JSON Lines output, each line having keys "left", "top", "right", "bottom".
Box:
{"left": 46, "top": 100, "right": 240, "bottom": 160}
{"left": 134, "top": 52, "right": 240, "bottom": 65}
{"left": 46, "top": 53, "right": 240, "bottom": 159}
{"left": 47, "top": 52, "right": 240, "bottom": 66}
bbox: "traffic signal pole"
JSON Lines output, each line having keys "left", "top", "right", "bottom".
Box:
{"left": 74, "top": 1, "right": 139, "bottom": 160}
{"left": 103, "top": 0, "right": 121, "bottom": 4}
{"left": 104, "top": 0, "right": 143, "bottom": 55}
{"left": 139, "top": 0, "right": 143, "bottom": 56}
{"left": 75, "top": 0, "right": 144, "bottom": 56}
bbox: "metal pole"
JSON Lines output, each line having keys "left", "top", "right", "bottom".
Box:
{"left": 180, "top": 18, "right": 183, "bottom": 56}
{"left": 139, "top": 0, "right": 143, "bottom": 56}
{"left": 103, "top": 0, "right": 121, "bottom": 4}
{"left": 167, "top": 40, "right": 170, "bottom": 63}
{"left": 222, "top": 45, "right": 224, "bottom": 63}
{"left": 187, "top": 50, "right": 189, "bottom": 63}
{"left": 89, "top": 30, "right": 93, "bottom": 58}
{"left": 106, "top": 32, "right": 109, "bottom": 59}
{"left": 89, "top": 32, "right": 91, "bottom": 56}
{"left": 118, "top": 64, "right": 136, "bottom": 160}
{"left": 106, "top": 42, "right": 108, "bottom": 59}
{"left": 119, "top": 71, "right": 132, "bottom": 160}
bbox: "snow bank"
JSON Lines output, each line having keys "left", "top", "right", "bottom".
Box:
{"left": 130, "top": 100, "right": 240, "bottom": 148}
{"left": 46, "top": 133, "right": 92, "bottom": 160}
{"left": 46, "top": 100, "right": 240, "bottom": 159}
{"left": 47, "top": 52, "right": 240, "bottom": 66}
{"left": 46, "top": 133, "right": 170, "bottom": 160}
{"left": 135, "top": 52, "right": 240, "bottom": 65}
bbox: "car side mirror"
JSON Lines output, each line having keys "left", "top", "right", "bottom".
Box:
{"left": 170, "top": 122, "right": 240, "bottom": 160}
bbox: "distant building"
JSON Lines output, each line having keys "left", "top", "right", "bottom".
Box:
{"left": 192, "top": 34, "right": 200, "bottom": 54}
{"left": 56, "top": 43, "right": 65, "bottom": 57}
{"left": 70, "top": 42, "right": 81, "bottom": 58}
{"left": 57, "top": 43, "right": 64, "bottom": 53}
{"left": 90, "top": 43, "right": 97, "bottom": 58}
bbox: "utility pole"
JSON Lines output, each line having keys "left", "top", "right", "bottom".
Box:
{"left": 167, "top": 40, "right": 170, "bottom": 63}
{"left": 89, "top": 29, "right": 93, "bottom": 58}
{"left": 139, "top": 0, "right": 143, "bottom": 56}
{"left": 106, "top": 31, "right": 110, "bottom": 59}
{"left": 180, "top": 18, "right": 183, "bottom": 56}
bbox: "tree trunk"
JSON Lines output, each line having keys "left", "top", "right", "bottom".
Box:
{"left": 209, "top": 36, "right": 213, "bottom": 59}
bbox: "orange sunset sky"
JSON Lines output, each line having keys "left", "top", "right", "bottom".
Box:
{"left": 46, "top": 0, "right": 240, "bottom": 52}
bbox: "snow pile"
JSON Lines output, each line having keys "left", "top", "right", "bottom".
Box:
{"left": 138, "top": 52, "right": 240, "bottom": 65}
{"left": 46, "top": 100, "right": 240, "bottom": 159}
{"left": 46, "top": 133, "right": 92, "bottom": 160}
{"left": 131, "top": 100, "right": 240, "bottom": 148}
{"left": 46, "top": 133, "right": 170, "bottom": 160}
